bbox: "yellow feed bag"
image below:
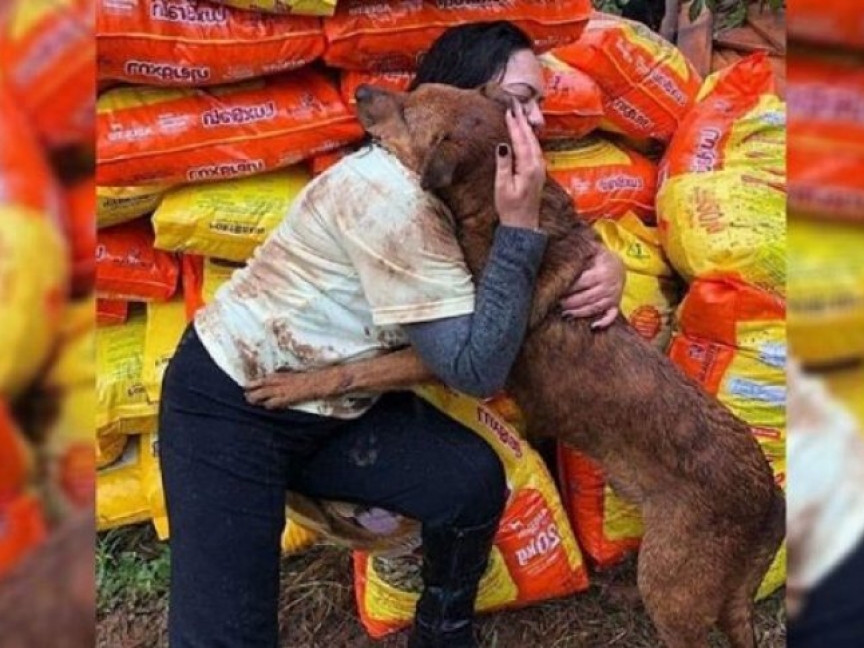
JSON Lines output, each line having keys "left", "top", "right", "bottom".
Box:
{"left": 142, "top": 299, "right": 189, "bottom": 403}
{"left": 96, "top": 437, "right": 150, "bottom": 531}
{"left": 153, "top": 167, "right": 309, "bottom": 262}
{"left": 96, "top": 312, "right": 158, "bottom": 436}
{"left": 657, "top": 55, "right": 786, "bottom": 297}
{"left": 0, "top": 205, "right": 68, "bottom": 397}
{"left": 788, "top": 218, "right": 864, "bottom": 368}
{"left": 97, "top": 184, "right": 168, "bottom": 229}
{"left": 594, "top": 213, "right": 683, "bottom": 351}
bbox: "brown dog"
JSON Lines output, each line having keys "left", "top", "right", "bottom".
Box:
{"left": 247, "top": 83, "right": 786, "bottom": 648}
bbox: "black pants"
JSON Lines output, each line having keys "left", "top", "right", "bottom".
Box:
{"left": 788, "top": 534, "right": 864, "bottom": 647}
{"left": 158, "top": 325, "right": 507, "bottom": 647}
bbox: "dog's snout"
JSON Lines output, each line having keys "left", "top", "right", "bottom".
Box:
{"left": 355, "top": 84, "right": 377, "bottom": 105}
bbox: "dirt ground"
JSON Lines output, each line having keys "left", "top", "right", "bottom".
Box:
{"left": 97, "top": 541, "right": 786, "bottom": 648}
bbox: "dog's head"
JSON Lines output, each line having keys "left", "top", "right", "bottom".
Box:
{"left": 355, "top": 82, "right": 511, "bottom": 192}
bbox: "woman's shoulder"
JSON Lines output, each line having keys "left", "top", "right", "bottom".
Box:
{"left": 306, "top": 144, "right": 433, "bottom": 216}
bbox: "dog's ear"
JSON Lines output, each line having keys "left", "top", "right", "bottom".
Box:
{"left": 479, "top": 82, "right": 512, "bottom": 111}
{"left": 355, "top": 84, "right": 408, "bottom": 141}
{"left": 419, "top": 138, "right": 458, "bottom": 191}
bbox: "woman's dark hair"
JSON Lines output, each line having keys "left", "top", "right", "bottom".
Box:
{"left": 408, "top": 21, "right": 534, "bottom": 91}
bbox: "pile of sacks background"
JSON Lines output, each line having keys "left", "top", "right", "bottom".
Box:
{"left": 784, "top": 0, "right": 864, "bottom": 618}
{"left": 786, "top": 0, "right": 864, "bottom": 424}
{"left": 91, "top": 0, "right": 788, "bottom": 637}
{"left": 0, "top": 0, "right": 96, "bottom": 581}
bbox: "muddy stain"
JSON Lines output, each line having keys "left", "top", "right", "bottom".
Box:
{"left": 235, "top": 338, "right": 262, "bottom": 382}
{"left": 270, "top": 320, "right": 320, "bottom": 365}
{"left": 349, "top": 432, "right": 379, "bottom": 468}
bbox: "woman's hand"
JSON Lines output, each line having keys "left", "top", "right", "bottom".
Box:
{"left": 495, "top": 99, "right": 546, "bottom": 231}
{"left": 245, "top": 371, "right": 332, "bottom": 410}
{"left": 560, "top": 246, "right": 625, "bottom": 330}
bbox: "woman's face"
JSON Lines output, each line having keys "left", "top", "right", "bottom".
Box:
{"left": 498, "top": 49, "right": 545, "bottom": 132}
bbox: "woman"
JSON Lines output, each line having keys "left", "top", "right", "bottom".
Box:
{"left": 159, "top": 21, "right": 624, "bottom": 648}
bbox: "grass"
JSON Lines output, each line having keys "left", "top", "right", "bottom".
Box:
{"left": 96, "top": 525, "right": 171, "bottom": 616}
{"left": 97, "top": 525, "right": 786, "bottom": 647}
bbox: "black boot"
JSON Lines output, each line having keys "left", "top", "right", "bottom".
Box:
{"left": 407, "top": 518, "right": 500, "bottom": 648}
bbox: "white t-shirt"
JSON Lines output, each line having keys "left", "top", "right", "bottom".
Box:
{"left": 194, "top": 145, "right": 476, "bottom": 418}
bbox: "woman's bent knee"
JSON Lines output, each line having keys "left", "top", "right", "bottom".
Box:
{"left": 437, "top": 434, "right": 507, "bottom": 529}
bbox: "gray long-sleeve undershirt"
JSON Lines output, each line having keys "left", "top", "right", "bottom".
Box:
{"left": 401, "top": 225, "right": 547, "bottom": 398}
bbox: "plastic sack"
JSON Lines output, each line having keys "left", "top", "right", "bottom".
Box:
{"left": 96, "top": 218, "right": 179, "bottom": 302}
{"left": 556, "top": 446, "right": 642, "bottom": 568}
{"left": 593, "top": 213, "right": 682, "bottom": 351}
{"left": 97, "top": 184, "right": 168, "bottom": 229}
{"left": 546, "top": 135, "right": 658, "bottom": 224}
{"left": 669, "top": 278, "right": 786, "bottom": 442}
{"left": 323, "top": 0, "right": 591, "bottom": 71}
{"left": 787, "top": 218, "right": 864, "bottom": 368}
{"left": 96, "top": 70, "right": 363, "bottom": 187}
{"left": 96, "top": 312, "right": 158, "bottom": 437}
{"left": 0, "top": 205, "right": 68, "bottom": 397}
{"left": 787, "top": 52, "right": 864, "bottom": 222}
{"left": 142, "top": 299, "right": 188, "bottom": 402}
{"left": 97, "top": 0, "right": 325, "bottom": 86}
{"left": 181, "top": 255, "right": 242, "bottom": 319}
{"left": 0, "top": 0, "right": 95, "bottom": 146}
{"left": 553, "top": 13, "right": 702, "bottom": 142}
{"left": 787, "top": 0, "right": 864, "bottom": 50}
{"left": 657, "top": 54, "right": 786, "bottom": 297}
{"left": 153, "top": 167, "right": 309, "bottom": 262}
{"left": 96, "top": 437, "right": 150, "bottom": 530}
{"left": 97, "top": 299, "right": 129, "bottom": 326}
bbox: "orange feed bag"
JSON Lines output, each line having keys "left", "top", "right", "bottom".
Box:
{"left": 96, "top": 218, "right": 179, "bottom": 302}
{"left": 97, "top": 0, "right": 326, "bottom": 86}
{"left": 657, "top": 54, "right": 786, "bottom": 297}
{"left": 557, "top": 447, "right": 642, "bottom": 568}
{"left": 97, "top": 70, "right": 363, "bottom": 187}
{"left": 788, "top": 0, "right": 864, "bottom": 50}
{"left": 323, "top": 0, "right": 592, "bottom": 71}
{"left": 0, "top": 0, "right": 95, "bottom": 146}
{"left": 97, "top": 299, "right": 130, "bottom": 326}
{"left": 65, "top": 177, "right": 97, "bottom": 296}
{"left": 668, "top": 279, "right": 786, "bottom": 457}
{"left": 0, "top": 86, "right": 60, "bottom": 216}
{"left": 307, "top": 147, "right": 353, "bottom": 177}
{"left": 787, "top": 53, "right": 864, "bottom": 222}
{"left": 545, "top": 136, "right": 658, "bottom": 224}
{"left": 181, "top": 255, "right": 242, "bottom": 320}
{"left": 537, "top": 53, "right": 604, "bottom": 140}
{"left": 553, "top": 13, "right": 702, "bottom": 142}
